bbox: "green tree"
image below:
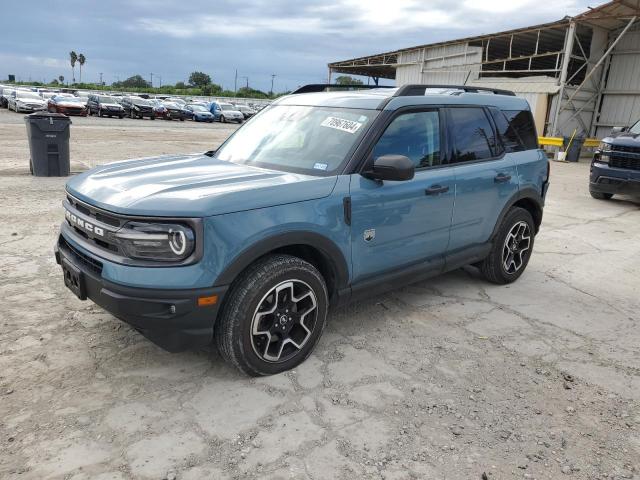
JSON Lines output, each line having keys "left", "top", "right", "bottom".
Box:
{"left": 51, "top": 78, "right": 59, "bottom": 85}
{"left": 78, "top": 53, "right": 86, "bottom": 83}
{"left": 236, "top": 86, "right": 269, "bottom": 98}
{"left": 334, "top": 75, "right": 363, "bottom": 86}
{"left": 174, "top": 81, "right": 187, "bottom": 89}
{"left": 58, "top": 75, "right": 64, "bottom": 84}
{"left": 117, "top": 75, "right": 151, "bottom": 88}
{"left": 69, "top": 51, "right": 78, "bottom": 83}
{"left": 188, "top": 71, "right": 212, "bottom": 87}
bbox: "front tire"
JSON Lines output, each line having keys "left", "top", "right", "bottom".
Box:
{"left": 215, "top": 254, "right": 328, "bottom": 376}
{"left": 220, "top": 115, "right": 226, "bottom": 123}
{"left": 590, "top": 190, "right": 613, "bottom": 200}
{"left": 480, "top": 207, "right": 535, "bottom": 285}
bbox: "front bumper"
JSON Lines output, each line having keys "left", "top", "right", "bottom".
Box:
{"left": 590, "top": 161, "right": 640, "bottom": 195}
{"left": 54, "top": 234, "right": 227, "bottom": 352}
{"left": 18, "top": 104, "right": 46, "bottom": 112}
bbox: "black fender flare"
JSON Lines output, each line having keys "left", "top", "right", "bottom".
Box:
{"left": 213, "top": 231, "right": 350, "bottom": 291}
{"left": 491, "top": 187, "right": 544, "bottom": 240}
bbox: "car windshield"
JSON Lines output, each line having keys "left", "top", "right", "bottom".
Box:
{"left": 58, "top": 96, "right": 83, "bottom": 102}
{"left": 215, "top": 105, "right": 377, "bottom": 175}
{"left": 99, "top": 96, "right": 115, "bottom": 103}
{"left": 132, "top": 98, "right": 152, "bottom": 106}
{"left": 220, "top": 104, "right": 234, "bottom": 111}
{"left": 238, "top": 106, "right": 251, "bottom": 111}
{"left": 191, "top": 105, "right": 208, "bottom": 112}
{"left": 17, "top": 92, "right": 41, "bottom": 100}
{"left": 629, "top": 120, "right": 640, "bottom": 135}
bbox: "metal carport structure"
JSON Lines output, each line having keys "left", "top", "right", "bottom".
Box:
{"left": 328, "top": 0, "right": 640, "bottom": 138}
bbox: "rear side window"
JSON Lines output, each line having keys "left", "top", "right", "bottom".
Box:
{"left": 493, "top": 109, "right": 538, "bottom": 151}
{"left": 448, "top": 107, "right": 498, "bottom": 163}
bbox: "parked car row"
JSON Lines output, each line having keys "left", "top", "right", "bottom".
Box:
{"left": 0, "top": 85, "right": 261, "bottom": 123}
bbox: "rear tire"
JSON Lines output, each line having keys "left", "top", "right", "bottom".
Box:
{"left": 480, "top": 207, "right": 535, "bottom": 285}
{"left": 215, "top": 254, "right": 328, "bottom": 376}
{"left": 590, "top": 190, "right": 613, "bottom": 200}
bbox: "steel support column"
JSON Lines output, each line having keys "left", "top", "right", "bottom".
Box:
{"left": 551, "top": 22, "right": 576, "bottom": 136}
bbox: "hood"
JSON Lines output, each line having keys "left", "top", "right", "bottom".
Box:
{"left": 19, "top": 98, "right": 46, "bottom": 104}
{"left": 57, "top": 101, "right": 84, "bottom": 108}
{"left": 101, "top": 102, "right": 122, "bottom": 108}
{"left": 65, "top": 154, "right": 338, "bottom": 217}
{"left": 604, "top": 130, "right": 640, "bottom": 147}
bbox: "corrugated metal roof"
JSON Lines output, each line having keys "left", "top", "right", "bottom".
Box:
{"left": 329, "top": 1, "right": 640, "bottom": 72}
{"left": 468, "top": 77, "right": 560, "bottom": 94}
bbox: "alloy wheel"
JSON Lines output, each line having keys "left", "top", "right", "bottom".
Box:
{"left": 502, "top": 221, "right": 531, "bottom": 274}
{"left": 250, "top": 280, "right": 318, "bottom": 363}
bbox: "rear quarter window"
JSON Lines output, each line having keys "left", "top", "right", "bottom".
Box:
{"left": 491, "top": 109, "right": 538, "bottom": 151}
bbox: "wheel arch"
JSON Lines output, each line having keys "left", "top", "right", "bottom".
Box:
{"left": 492, "top": 188, "right": 544, "bottom": 239}
{"left": 214, "top": 231, "right": 349, "bottom": 305}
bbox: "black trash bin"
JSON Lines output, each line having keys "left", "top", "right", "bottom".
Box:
{"left": 24, "top": 112, "right": 72, "bottom": 176}
{"left": 563, "top": 135, "right": 585, "bottom": 162}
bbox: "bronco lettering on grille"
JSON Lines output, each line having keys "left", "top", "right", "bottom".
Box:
{"left": 65, "top": 208, "right": 105, "bottom": 237}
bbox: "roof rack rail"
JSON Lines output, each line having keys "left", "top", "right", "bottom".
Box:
{"left": 291, "top": 84, "right": 394, "bottom": 94}
{"left": 394, "top": 84, "right": 516, "bottom": 97}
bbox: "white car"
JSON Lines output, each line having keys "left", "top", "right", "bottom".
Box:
{"left": 212, "top": 102, "right": 244, "bottom": 123}
{"left": 0, "top": 87, "right": 16, "bottom": 108}
{"left": 8, "top": 90, "right": 47, "bottom": 113}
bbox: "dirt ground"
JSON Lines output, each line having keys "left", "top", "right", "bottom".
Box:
{"left": 0, "top": 107, "right": 639, "bottom": 480}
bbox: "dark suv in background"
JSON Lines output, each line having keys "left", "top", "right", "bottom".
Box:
{"left": 87, "top": 94, "right": 125, "bottom": 118}
{"left": 591, "top": 119, "right": 640, "bottom": 199}
{"left": 121, "top": 96, "right": 156, "bottom": 120}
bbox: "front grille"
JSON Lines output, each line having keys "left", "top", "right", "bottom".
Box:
{"left": 611, "top": 145, "right": 640, "bottom": 154}
{"left": 59, "top": 236, "right": 103, "bottom": 275}
{"left": 65, "top": 195, "right": 124, "bottom": 254}
{"left": 609, "top": 156, "right": 640, "bottom": 171}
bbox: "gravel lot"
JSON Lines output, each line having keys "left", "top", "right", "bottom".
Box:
{"left": 0, "top": 107, "right": 639, "bottom": 480}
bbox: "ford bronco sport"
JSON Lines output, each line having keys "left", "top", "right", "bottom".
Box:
{"left": 55, "top": 84, "right": 549, "bottom": 376}
{"left": 590, "top": 118, "right": 640, "bottom": 199}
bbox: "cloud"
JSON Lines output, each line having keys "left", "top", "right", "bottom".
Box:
{"left": 0, "top": 0, "right": 595, "bottom": 91}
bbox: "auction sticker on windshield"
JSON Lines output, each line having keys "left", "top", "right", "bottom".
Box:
{"left": 321, "top": 116, "right": 363, "bottom": 134}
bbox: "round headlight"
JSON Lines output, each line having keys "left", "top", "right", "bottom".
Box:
{"left": 168, "top": 228, "right": 187, "bottom": 255}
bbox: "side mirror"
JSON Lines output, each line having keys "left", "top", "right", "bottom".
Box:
{"left": 364, "top": 155, "right": 415, "bottom": 182}
{"left": 611, "top": 126, "right": 628, "bottom": 134}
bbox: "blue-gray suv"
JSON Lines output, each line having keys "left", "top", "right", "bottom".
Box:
{"left": 55, "top": 84, "right": 549, "bottom": 375}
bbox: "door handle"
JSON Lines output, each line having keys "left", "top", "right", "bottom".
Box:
{"left": 494, "top": 173, "right": 512, "bottom": 183}
{"left": 425, "top": 184, "right": 449, "bottom": 195}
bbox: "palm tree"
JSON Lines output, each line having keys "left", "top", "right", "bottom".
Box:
{"left": 78, "top": 54, "right": 86, "bottom": 83}
{"left": 69, "top": 51, "right": 78, "bottom": 83}
{"left": 58, "top": 75, "right": 64, "bottom": 85}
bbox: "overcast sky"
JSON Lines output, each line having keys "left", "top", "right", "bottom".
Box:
{"left": 1, "top": 0, "right": 595, "bottom": 92}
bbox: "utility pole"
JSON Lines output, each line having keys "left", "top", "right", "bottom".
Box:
{"left": 158, "top": 75, "right": 162, "bottom": 87}
{"left": 234, "top": 69, "right": 238, "bottom": 93}
{"left": 99, "top": 72, "right": 103, "bottom": 85}
{"left": 150, "top": 72, "right": 154, "bottom": 87}
{"left": 270, "top": 74, "right": 276, "bottom": 96}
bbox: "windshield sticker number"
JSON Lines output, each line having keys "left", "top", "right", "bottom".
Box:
{"left": 321, "top": 116, "right": 363, "bottom": 134}
{"left": 313, "top": 163, "right": 328, "bottom": 171}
